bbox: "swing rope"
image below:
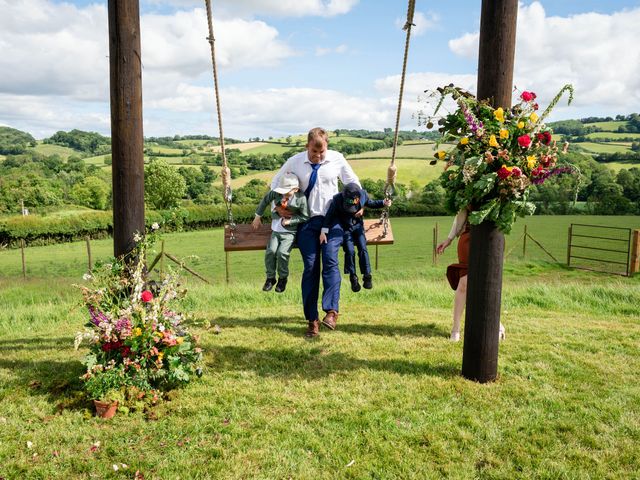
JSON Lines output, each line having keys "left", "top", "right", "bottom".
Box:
{"left": 204, "top": 0, "right": 236, "bottom": 242}
{"left": 381, "top": 0, "right": 415, "bottom": 237}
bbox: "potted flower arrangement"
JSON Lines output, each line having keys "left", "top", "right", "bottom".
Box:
{"left": 422, "top": 84, "right": 576, "bottom": 233}
{"left": 75, "top": 227, "right": 203, "bottom": 417}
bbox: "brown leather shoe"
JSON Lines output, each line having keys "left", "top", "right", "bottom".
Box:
{"left": 305, "top": 319, "right": 319, "bottom": 338}
{"left": 321, "top": 310, "right": 338, "bottom": 330}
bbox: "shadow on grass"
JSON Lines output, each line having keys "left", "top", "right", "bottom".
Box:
{"left": 206, "top": 345, "right": 459, "bottom": 380}
{"left": 0, "top": 336, "right": 74, "bottom": 351}
{"left": 214, "top": 316, "right": 449, "bottom": 339}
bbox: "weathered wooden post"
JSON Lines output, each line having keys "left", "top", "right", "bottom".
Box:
{"left": 108, "top": 0, "right": 145, "bottom": 258}
{"left": 630, "top": 229, "right": 640, "bottom": 275}
{"left": 461, "top": 0, "right": 518, "bottom": 383}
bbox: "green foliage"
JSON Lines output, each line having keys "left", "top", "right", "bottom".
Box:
{"left": 70, "top": 176, "right": 110, "bottom": 210}
{"left": 44, "top": 129, "right": 110, "bottom": 154}
{"left": 0, "top": 126, "right": 36, "bottom": 154}
{"left": 145, "top": 158, "right": 187, "bottom": 209}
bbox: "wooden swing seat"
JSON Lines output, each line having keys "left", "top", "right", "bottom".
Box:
{"left": 224, "top": 219, "right": 394, "bottom": 252}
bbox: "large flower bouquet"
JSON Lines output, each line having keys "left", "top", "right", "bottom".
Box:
{"left": 75, "top": 228, "right": 203, "bottom": 406}
{"left": 424, "top": 84, "right": 575, "bottom": 233}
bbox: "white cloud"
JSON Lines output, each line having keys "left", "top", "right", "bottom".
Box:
{"left": 396, "top": 11, "right": 439, "bottom": 36}
{"left": 315, "top": 44, "right": 348, "bottom": 56}
{"left": 143, "top": 0, "right": 359, "bottom": 18}
{"left": 447, "top": 1, "right": 640, "bottom": 112}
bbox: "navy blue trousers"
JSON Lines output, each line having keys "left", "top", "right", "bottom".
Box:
{"left": 297, "top": 216, "right": 343, "bottom": 321}
{"left": 342, "top": 224, "right": 371, "bottom": 276}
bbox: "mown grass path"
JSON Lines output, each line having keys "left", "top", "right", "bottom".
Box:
{"left": 1, "top": 216, "right": 639, "bottom": 478}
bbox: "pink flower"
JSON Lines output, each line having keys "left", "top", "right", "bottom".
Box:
{"left": 521, "top": 91, "right": 536, "bottom": 102}
{"left": 517, "top": 134, "right": 532, "bottom": 148}
{"left": 511, "top": 167, "right": 522, "bottom": 177}
{"left": 141, "top": 290, "right": 153, "bottom": 303}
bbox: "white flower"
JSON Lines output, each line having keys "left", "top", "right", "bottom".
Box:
{"left": 113, "top": 464, "right": 119, "bottom": 471}
{"left": 133, "top": 233, "right": 143, "bottom": 243}
{"left": 26, "top": 441, "right": 33, "bottom": 449}
{"left": 158, "top": 324, "right": 165, "bottom": 332}
{"left": 82, "top": 273, "right": 92, "bottom": 281}
{"left": 151, "top": 222, "right": 160, "bottom": 230}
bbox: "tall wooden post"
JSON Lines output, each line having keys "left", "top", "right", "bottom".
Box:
{"left": 108, "top": 0, "right": 145, "bottom": 258}
{"left": 461, "top": 0, "right": 518, "bottom": 383}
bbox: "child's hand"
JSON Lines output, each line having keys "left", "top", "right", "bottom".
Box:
{"left": 252, "top": 216, "right": 262, "bottom": 230}
{"left": 319, "top": 232, "right": 327, "bottom": 244}
{"left": 383, "top": 198, "right": 392, "bottom": 207}
{"left": 281, "top": 218, "right": 291, "bottom": 227}
{"left": 354, "top": 208, "right": 364, "bottom": 218}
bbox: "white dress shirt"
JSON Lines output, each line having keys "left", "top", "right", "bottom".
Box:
{"left": 271, "top": 149, "right": 361, "bottom": 217}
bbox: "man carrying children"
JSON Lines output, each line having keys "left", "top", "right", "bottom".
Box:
{"left": 271, "top": 127, "right": 360, "bottom": 338}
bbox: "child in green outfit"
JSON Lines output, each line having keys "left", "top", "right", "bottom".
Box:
{"left": 252, "top": 172, "right": 309, "bottom": 292}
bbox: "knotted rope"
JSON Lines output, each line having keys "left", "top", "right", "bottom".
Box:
{"left": 204, "top": 0, "right": 236, "bottom": 241}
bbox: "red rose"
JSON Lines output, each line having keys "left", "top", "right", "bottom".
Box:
{"left": 497, "top": 165, "right": 511, "bottom": 179}
{"left": 521, "top": 91, "right": 536, "bottom": 102}
{"left": 141, "top": 290, "right": 153, "bottom": 303}
{"left": 517, "top": 134, "right": 532, "bottom": 148}
{"left": 537, "top": 131, "right": 552, "bottom": 145}
{"left": 511, "top": 167, "right": 522, "bottom": 177}
{"left": 121, "top": 346, "right": 131, "bottom": 357}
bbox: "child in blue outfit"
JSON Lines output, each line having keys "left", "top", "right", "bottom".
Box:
{"left": 319, "top": 183, "right": 391, "bottom": 292}
{"left": 253, "top": 172, "right": 309, "bottom": 293}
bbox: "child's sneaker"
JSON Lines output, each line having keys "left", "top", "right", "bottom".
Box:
{"left": 262, "top": 277, "right": 276, "bottom": 292}
{"left": 349, "top": 273, "right": 361, "bottom": 292}
{"left": 363, "top": 274, "right": 373, "bottom": 289}
{"left": 275, "top": 277, "right": 288, "bottom": 293}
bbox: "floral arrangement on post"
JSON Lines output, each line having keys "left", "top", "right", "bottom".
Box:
{"left": 422, "top": 84, "right": 576, "bottom": 233}
{"left": 75, "top": 225, "right": 203, "bottom": 415}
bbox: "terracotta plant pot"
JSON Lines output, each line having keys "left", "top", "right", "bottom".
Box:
{"left": 93, "top": 399, "right": 118, "bottom": 419}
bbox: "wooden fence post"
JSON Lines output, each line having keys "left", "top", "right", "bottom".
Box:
{"left": 523, "top": 225, "right": 528, "bottom": 259}
{"left": 630, "top": 229, "right": 640, "bottom": 275}
{"left": 86, "top": 236, "right": 93, "bottom": 272}
{"left": 20, "top": 239, "right": 26, "bottom": 279}
{"left": 567, "top": 225, "right": 573, "bottom": 267}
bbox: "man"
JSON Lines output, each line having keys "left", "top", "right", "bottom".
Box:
{"left": 269, "top": 127, "right": 360, "bottom": 337}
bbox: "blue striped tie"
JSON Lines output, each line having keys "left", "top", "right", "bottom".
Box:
{"left": 304, "top": 163, "right": 321, "bottom": 198}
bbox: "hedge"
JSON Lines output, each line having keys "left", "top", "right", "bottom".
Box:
{"left": 0, "top": 203, "right": 436, "bottom": 248}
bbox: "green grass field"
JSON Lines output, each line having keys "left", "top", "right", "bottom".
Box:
{"left": 32, "top": 143, "right": 78, "bottom": 159}
{"left": 0, "top": 215, "right": 639, "bottom": 478}
{"left": 583, "top": 121, "right": 628, "bottom": 130}
{"left": 585, "top": 132, "right": 640, "bottom": 140}
{"left": 576, "top": 142, "right": 633, "bottom": 154}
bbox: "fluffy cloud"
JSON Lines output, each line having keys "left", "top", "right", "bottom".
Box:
{"left": 315, "top": 44, "right": 348, "bottom": 56}
{"left": 395, "top": 11, "right": 440, "bottom": 36}
{"left": 448, "top": 1, "right": 640, "bottom": 112}
{"left": 143, "top": 0, "right": 359, "bottom": 18}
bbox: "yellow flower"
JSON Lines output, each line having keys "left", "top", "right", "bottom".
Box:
{"left": 176, "top": 337, "right": 184, "bottom": 345}
{"left": 527, "top": 155, "right": 537, "bottom": 169}
{"left": 459, "top": 137, "right": 469, "bottom": 145}
{"left": 517, "top": 121, "right": 525, "bottom": 129}
{"left": 157, "top": 352, "right": 164, "bottom": 361}
{"left": 133, "top": 327, "right": 142, "bottom": 337}
{"left": 499, "top": 129, "right": 509, "bottom": 139}
{"left": 489, "top": 135, "right": 499, "bottom": 148}
{"left": 437, "top": 150, "right": 446, "bottom": 160}
{"left": 494, "top": 107, "right": 505, "bottom": 123}
{"left": 530, "top": 112, "right": 539, "bottom": 123}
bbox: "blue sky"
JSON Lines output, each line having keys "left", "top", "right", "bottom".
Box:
{"left": 1, "top": 0, "right": 639, "bottom": 139}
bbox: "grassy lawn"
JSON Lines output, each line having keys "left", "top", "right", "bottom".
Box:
{"left": 0, "top": 216, "right": 639, "bottom": 478}
{"left": 348, "top": 142, "right": 438, "bottom": 160}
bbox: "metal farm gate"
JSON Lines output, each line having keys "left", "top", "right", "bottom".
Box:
{"left": 567, "top": 224, "right": 633, "bottom": 276}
